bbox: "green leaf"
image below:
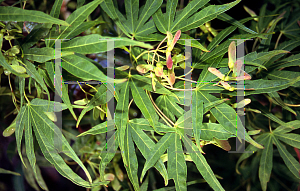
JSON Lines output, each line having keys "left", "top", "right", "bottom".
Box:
{"left": 0, "top": 7, "right": 69, "bottom": 26}
{"left": 130, "top": 78, "right": 159, "bottom": 132}
{"left": 155, "top": 94, "right": 184, "bottom": 123}
{"left": 152, "top": 8, "right": 167, "bottom": 34}
{"left": 258, "top": 13, "right": 284, "bottom": 52}
{"left": 21, "top": 24, "right": 52, "bottom": 50}
{"left": 23, "top": 59, "right": 50, "bottom": 98}
{"left": 197, "top": 56, "right": 222, "bottom": 82}
{"left": 134, "top": 0, "right": 163, "bottom": 34}
{"left": 76, "top": 85, "right": 113, "bottom": 127}
{"left": 264, "top": 40, "right": 300, "bottom": 68}
{"left": 0, "top": 54, "right": 27, "bottom": 76}
{"left": 129, "top": 123, "right": 168, "bottom": 186}
{"left": 25, "top": 109, "right": 39, "bottom": 188}
{"left": 192, "top": 91, "right": 203, "bottom": 149}
{"left": 273, "top": 120, "right": 300, "bottom": 134}
{"left": 23, "top": 47, "right": 73, "bottom": 63}
{"left": 170, "top": 0, "right": 209, "bottom": 33}
{"left": 195, "top": 33, "right": 266, "bottom": 68}
{"left": 178, "top": 33, "right": 209, "bottom": 52}
{"left": 61, "top": 54, "right": 108, "bottom": 81}
{"left": 50, "top": 0, "right": 63, "bottom": 18}
{"left": 115, "top": 80, "right": 130, "bottom": 166}
{"left": 201, "top": 123, "right": 235, "bottom": 141}
{"left": 77, "top": 0, "right": 85, "bottom": 8}
{"left": 45, "top": 62, "right": 77, "bottom": 120}
{"left": 273, "top": 137, "right": 300, "bottom": 179}
{"left": 167, "top": 133, "right": 187, "bottom": 191}
{"left": 129, "top": 118, "right": 175, "bottom": 133}
{"left": 242, "top": 77, "right": 300, "bottom": 96}
{"left": 174, "top": 0, "right": 241, "bottom": 32}
{"left": 165, "top": 0, "right": 178, "bottom": 31}
{"left": 15, "top": 106, "right": 27, "bottom": 166}
{"left": 77, "top": 121, "right": 109, "bottom": 137}
{"left": 61, "top": 34, "right": 152, "bottom": 54}
{"left": 100, "top": 0, "right": 131, "bottom": 37}
{"left": 124, "top": 0, "right": 139, "bottom": 33}
{"left": 53, "top": 0, "right": 104, "bottom": 44}
{"left": 63, "top": 21, "right": 102, "bottom": 39}
{"left": 183, "top": 135, "right": 225, "bottom": 191}
{"left": 123, "top": 124, "right": 139, "bottom": 191}
{"left": 140, "top": 174, "right": 149, "bottom": 191}
{"left": 274, "top": 53, "right": 300, "bottom": 69}
{"left": 131, "top": 74, "right": 171, "bottom": 95}
{"left": 275, "top": 133, "right": 300, "bottom": 149}
{"left": 258, "top": 134, "right": 273, "bottom": 191}
{"left": 194, "top": 91, "right": 263, "bottom": 149}
{"left": 267, "top": 91, "right": 296, "bottom": 115}
{"left": 99, "top": 131, "right": 118, "bottom": 181}
{"left": 140, "top": 133, "right": 173, "bottom": 182}
{"left": 217, "top": 12, "right": 257, "bottom": 34}
{"left": 15, "top": 99, "right": 110, "bottom": 188}
{"left": 0, "top": 168, "right": 20, "bottom": 176}
{"left": 236, "top": 134, "right": 269, "bottom": 174}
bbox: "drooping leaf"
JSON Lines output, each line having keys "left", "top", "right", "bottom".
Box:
{"left": 0, "top": 168, "right": 20, "bottom": 176}
{"left": 194, "top": 90, "right": 263, "bottom": 149}
{"left": 273, "top": 137, "right": 300, "bottom": 179}
{"left": 167, "top": 133, "right": 187, "bottom": 191}
{"left": 99, "top": 131, "right": 118, "bottom": 181}
{"left": 192, "top": 91, "right": 203, "bottom": 149}
{"left": 183, "top": 135, "right": 225, "bottom": 191}
{"left": 140, "top": 133, "right": 173, "bottom": 182}
{"left": 115, "top": 80, "right": 130, "bottom": 166}
{"left": 129, "top": 123, "right": 168, "bottom": 186}
{"left": 15, "top": 99, "right": 110, "bottom": 187}
{"left": 76, "top": 85, "right": 113, "bottom": 127}
{"left": 123, "top": 124, "right": 139, "bottom": 191}
{"left": 45, "top": 62, "right": 77, "bottom": 120}
{"left": 258, "top": 134, "right": 273, "bottom": 191}
{"left": 130, "top": 78, "right": 159, "bottom": 132}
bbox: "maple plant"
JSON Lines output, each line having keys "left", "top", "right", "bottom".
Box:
{"left": 0, "top": 0, "right": 300, "bottom": 190}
